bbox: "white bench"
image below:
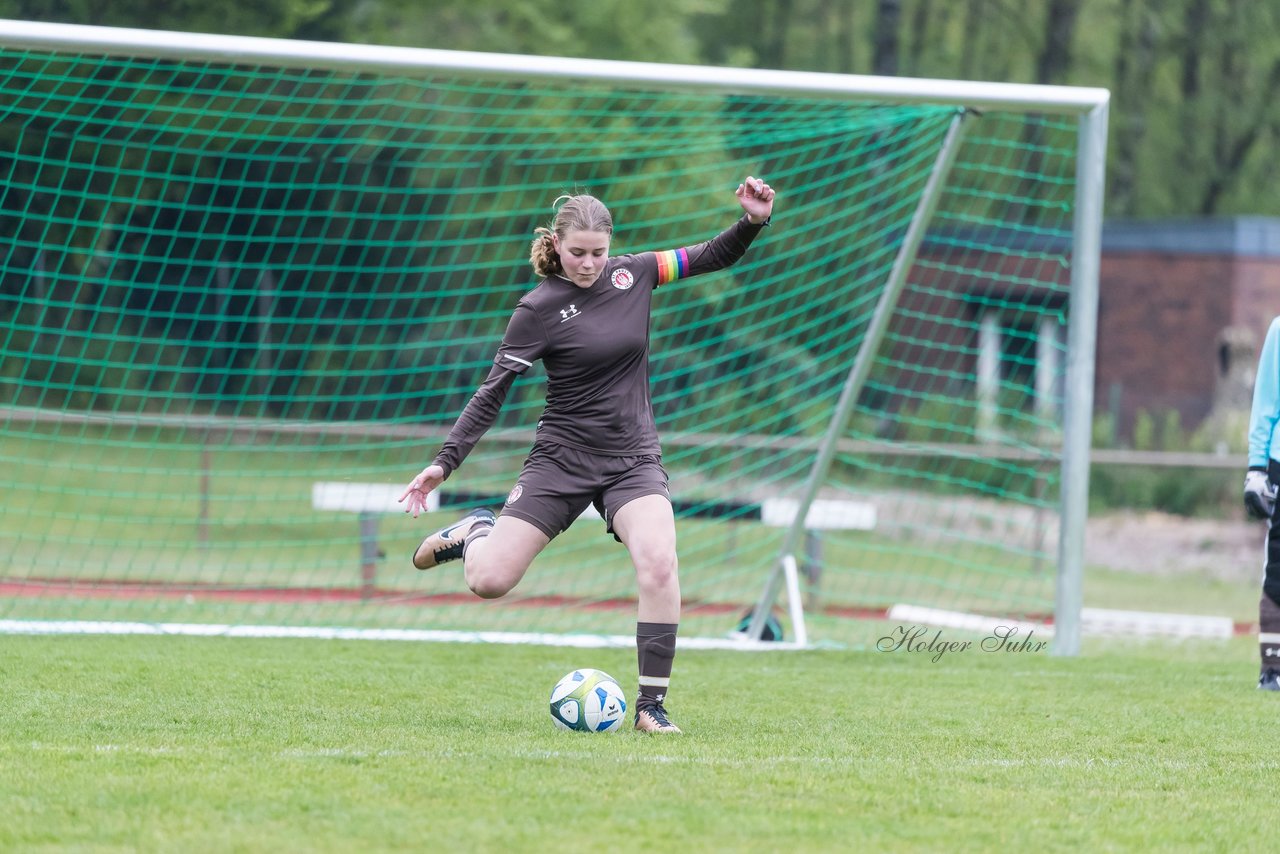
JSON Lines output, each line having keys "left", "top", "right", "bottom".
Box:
{"left": 311, "top": 482, "right": 876, "bottom": 598}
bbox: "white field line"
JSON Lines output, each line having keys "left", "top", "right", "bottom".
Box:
{"left": 887, "top": 605, "right": 1047, "bottom": 637}
{"left": 1, "top": 603, "right": 1237, "bottom": 649}
{"left": 1080, "top": 607, "right": 1234, "bottom": 639}
{"left": 0, "top": 619, "right": 807, "bottom": 651}
{"left": 886, "top": 604, "right": 1235, "bottom": 640}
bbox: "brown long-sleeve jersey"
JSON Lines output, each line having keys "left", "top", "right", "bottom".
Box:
{"left": 431, "top": 214, "right": 767, "bottom": 478}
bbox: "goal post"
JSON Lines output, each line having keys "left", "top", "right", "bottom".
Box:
{"left": 0, "top": 20, "right": 1109, "bottom": 652}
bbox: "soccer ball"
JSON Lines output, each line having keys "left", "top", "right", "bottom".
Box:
{"left": 549, "top": 668, "right": 627, "bottom": 733}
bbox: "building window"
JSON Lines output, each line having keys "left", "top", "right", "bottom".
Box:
{"left": 976, "top": 308, "right": 1061, "bottom": 438}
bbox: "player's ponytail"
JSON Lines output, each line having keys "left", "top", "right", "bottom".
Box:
{"left": 529, "top": 227, "right": 561, "bottom": 277}
{"left": 529, "top": 193, "right": 614, "bottom": 278}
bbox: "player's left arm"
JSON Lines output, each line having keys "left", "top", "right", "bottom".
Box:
{"left": 651, "top": 176, "right": 776, "bottom": 287}
{"left": 1245, "top": 317, "right": 1280, "bottom": 518}
{"left": 1248, "top": 317, "right": 1280, "bottom": 470}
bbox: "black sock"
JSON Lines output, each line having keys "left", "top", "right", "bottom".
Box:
{"left": 1261, "top": 594, "right": 1280, "bottom": 668}
{"left": 636, "top": 621, "right": 678, "bottom": 709}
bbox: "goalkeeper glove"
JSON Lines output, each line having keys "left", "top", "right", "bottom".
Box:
{"left": 1244, "top": 469, "right": 1276, "bottom": 519}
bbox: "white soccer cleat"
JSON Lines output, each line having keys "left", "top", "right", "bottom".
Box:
{"left": 633, "top": 703, "right": 682, "bottom": 734}
{"left": 411, "top": 507, "right": 495, "bottom": 569}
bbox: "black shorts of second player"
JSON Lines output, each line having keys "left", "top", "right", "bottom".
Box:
{"left": 499, "top": 441, "right": 670, "bottom": 541}
{"left": 1265, "top": 459, "right": 1280, "bottom": 605}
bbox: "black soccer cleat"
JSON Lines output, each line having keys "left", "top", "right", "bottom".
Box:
{"left": 634, "top": 701, "right": 682, "bottom": 734}
{"left": 1259, "top": 667, "right": 1280, "bottom": 691}
{"left": 412, "top": 508, "right": 495, "bottom": 570}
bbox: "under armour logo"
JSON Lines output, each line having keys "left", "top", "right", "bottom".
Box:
{"left": 559, "top": 304, "right": 581, "bottom": 322}
{"left": 1267, "top": 648, "right": 1279, "bottom": 657}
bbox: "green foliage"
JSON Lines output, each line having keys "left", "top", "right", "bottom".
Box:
{"left": 1128, "top": 408, "right": 1186, "bottom": 453}
{"left": 8, "top": 0, "right": 1280, "bottom": 217}
{"left": 0, "top": 0, "right": 355, "bottom": 38}
{"left": 1090, "top": 408, "right": 1238, "bottom": 517}
{"left": 1091, "top": 410, "right": 1117, "bottom": 448}
{"left": 1190, "top": 409, "right": 1250, "bottom": 456}
{"left": 354, "top": 0, "right": 725, "bottom": 64}
{"left": 1130, "top": 410, "right": 1155, "bottom": 451}
{"left": 1089, "top": 463, "right": 1235, "bottom": 518}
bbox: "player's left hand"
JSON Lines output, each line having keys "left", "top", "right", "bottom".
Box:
{"left": 399, "top": 463, "right": 446, "bottom": 518}
{"left": 736, "top": 175, "right": 775, "bottom": 224}
{"left": 1245, "top": 469, "right": 1277, "bottom": 520}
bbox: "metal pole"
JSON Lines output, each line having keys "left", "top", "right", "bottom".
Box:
{"left": 199, "top": 436, "right": 211, "bottom": 548}
{"left": 745, "top": 109, "right": 975, "bottom": 641}
{"left": 359, "top": 513, "right": 379, "bottom": 600}
{"left": 255, "top": 270, "right": 275, "bottom": 409}
{"left": 1052, "top": 100, "right": 1109, "bottom": 656}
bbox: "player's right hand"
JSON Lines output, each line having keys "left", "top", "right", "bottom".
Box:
{"left": 1244, "top": 469, "right": 1276, "bottom": 520}
{"left": 400, "top": 464, "right": 446, "bottom": 517}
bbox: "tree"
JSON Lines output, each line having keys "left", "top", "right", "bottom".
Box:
{"left": 1169, "top": 0, "right": 1280, "bottom": 214}
{"left": 12, "top": 0, "right": 1280, "bottom": 219}
{"left": 354, "top": 0, "right": 724, "bottom": 65}
{"left": 0, "top": 0, "right": 358, "bottom": 40}
{"left": 1034, "top": 0, "right": 1080, "bottom": 84}
{"left": 1108, "top": 0, "right": 1159, "bottom": 217}
{"left": 872, "top": 0, "right": 902, "bottom": 76}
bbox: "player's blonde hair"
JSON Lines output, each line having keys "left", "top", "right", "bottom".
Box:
{"left": 529, "top": 193, "right": 614, "bottom": 277}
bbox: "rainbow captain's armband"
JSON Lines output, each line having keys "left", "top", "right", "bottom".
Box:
{"left": 655, "top": 248, "right": 689, "bottom": 285}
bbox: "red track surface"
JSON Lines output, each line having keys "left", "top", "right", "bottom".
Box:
{"left": 0, "top": 576, "right": 1254, "bottom": 635}
{"left": 0, "top": 575, "right": 888, "bottom": 620}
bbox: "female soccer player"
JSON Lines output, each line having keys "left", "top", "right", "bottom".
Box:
{"left": 399, "top": 176, "right": 775, "bottom": 733}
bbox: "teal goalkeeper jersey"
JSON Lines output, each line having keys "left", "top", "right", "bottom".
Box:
{"left": 1249, "top": 316, "right": 1280, "bottom": 468}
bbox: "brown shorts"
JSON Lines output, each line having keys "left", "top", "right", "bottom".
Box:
{"left": 499, "top": 441, "right": 670, "bottom": 540}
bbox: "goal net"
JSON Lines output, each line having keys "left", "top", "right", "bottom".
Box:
{"left": 0, "top": 21, "right": 1107, "bottom": 650}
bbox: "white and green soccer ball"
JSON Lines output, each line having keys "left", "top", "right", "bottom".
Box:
{"left": 549, "top": 669, "right": 627, "bottom": 733}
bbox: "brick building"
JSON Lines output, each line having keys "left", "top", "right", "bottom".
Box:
{"left": 1098, "top": 218, "right": 1280, "bottom": 438}
{"left": 887, "top": 219, "right": 1276, "bottom": 444}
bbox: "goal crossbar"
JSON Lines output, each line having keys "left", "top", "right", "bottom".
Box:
{"left": 0, "top": 18, "right": 1109, "bottom": 113}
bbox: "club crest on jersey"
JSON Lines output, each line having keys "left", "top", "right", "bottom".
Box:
{"left": 506, "top": 484, "right": 523, "bottom": 505}
{"left": 611, "top": 268, "right": 635, "bottom": 291}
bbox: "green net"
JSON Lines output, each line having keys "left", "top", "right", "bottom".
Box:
{"left": 0, "top": 33, "right": 1084, "bottom": 647}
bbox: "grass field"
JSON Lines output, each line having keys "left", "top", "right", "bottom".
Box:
{"left": 1, "top": 632, "right": 1272, "bottom": 852}
{"left": 3, "top": 423, "right": 1267, "bottom": 850}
